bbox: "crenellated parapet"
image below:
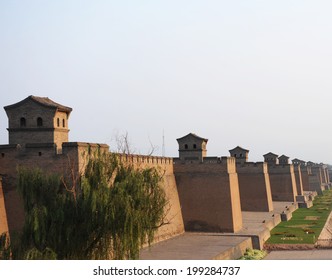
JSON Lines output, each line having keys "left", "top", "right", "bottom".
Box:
{"left": 173, "top": 156, "right": 237, "bottom": 174}
{"left": 117, "top": 153, "right": 173, "bottom": 166}
{"left": 236, "top": 161, "right": 268, "bottom": 173}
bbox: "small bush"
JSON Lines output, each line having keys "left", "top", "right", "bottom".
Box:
{"left": 239, "top": 248, "right": 267, "bottom": 260}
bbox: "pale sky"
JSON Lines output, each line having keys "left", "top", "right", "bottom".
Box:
{"left": 1, "top": 1, "right": 332, "bottom": 163}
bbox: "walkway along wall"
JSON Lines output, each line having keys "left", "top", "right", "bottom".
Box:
{"left": 173, "top": 157, "right": 242, "bottom": 233}
{"left": 236, "top": 162, "right": 273, "bottom": 212}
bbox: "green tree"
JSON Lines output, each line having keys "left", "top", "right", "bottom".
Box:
{"left": 12, "top": 150, "right": 167, "bottom": 260}
{"left": 0, "top": 233, "right": 11, "bottom": 260}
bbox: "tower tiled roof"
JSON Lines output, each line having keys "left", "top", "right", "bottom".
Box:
{"left": 4, "top": 95, "right": 72, "bottom": 113}
{"left": 263, "top": 152, "right": 278, "bottom": 157}
{"left": 176, "top": 133, "right": 208, "bottom": 142}
{"left": 278, "top": 154, "right": 289, "bottom": 159}
{"left": 229, "top": 146, "right": 249, "bottom": 153}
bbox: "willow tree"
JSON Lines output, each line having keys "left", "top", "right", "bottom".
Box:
{"left": 0, "top": 233, "right": 10, "bottom": 260}
{"left": 14, "top": 151, "right": 167, "bottom": 260}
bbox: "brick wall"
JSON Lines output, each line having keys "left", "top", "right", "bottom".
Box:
{"left": 117, "top": 154, "right": 184, "bottom": 242}
{"left": 309, "top": 166, "right": 324, "bottom": 194}
{"left": 0, "top": 144, "right": 184, "bottom": 243}
{"left": 173, "top": 157, "right": 242, "bottom": 233}
{"left": 268, "top": 164, "right": 298, "bottom": 202}
{"left": 236, "top": 162, "right": 273, "bottom": 212}
{"left": 301, "top": 166, "right": 311, "bottom": 191}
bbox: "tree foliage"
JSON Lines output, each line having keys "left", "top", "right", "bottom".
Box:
{"left": 12, "top": 150, "right": 167, "bottom": 260}
{"left": 0, "top": 233, "right": 11, "bottom": 260}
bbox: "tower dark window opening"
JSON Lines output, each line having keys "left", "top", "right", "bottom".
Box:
{"left": 184, "top": 144, "right": 188, "bottom": 149}
{"left": 20, "top": 117, "right": 26, "bottom": 127}
{"left": 193, "top": 144, "right": 197, "bottom": 149}
{"left": 62, "top": 119, "right": 65, "bottom": 127}
{"left": 37, "top": 117, "right": 43, "bottom": 127}
{"left": 57, "top": 118, "right": 60, "bottom": 127}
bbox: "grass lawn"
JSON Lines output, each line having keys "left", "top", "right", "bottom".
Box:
{"left": 266, "top": 190, "right": 332, "bottom": 244}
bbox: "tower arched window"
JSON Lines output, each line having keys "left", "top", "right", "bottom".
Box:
{"left": 37, "top": 117, "right": 43, "bottom": 127}
{"left": 20, "top": 117, "right": 26, "bottom": 127}
{"left": 184, "top": 144, "right": 188, "bottom": 150}
{"left": 62, "top": 119, "right": 65, "bottom": 127}
{"left": 57, "top": 118, "right": 60, "bottom": 127}
{"left": 193, "top": 144, "right": 197, "bottom": 149}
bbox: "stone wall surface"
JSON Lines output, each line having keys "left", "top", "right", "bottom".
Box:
{"left": 268, "top": 165, "right": 298, "bottom": 202}
{"left": 236, "top": 162, "right": 273, "bottom": 212}
{"left": 309, "top": 166, "right": 324, "bottom": 194}
{"left": 301, "top": 166, "right": 311, "bottom": 191}
{"left": 117, "top": 154, "right": 185, "bottom": 242}
{"left": 174, "top": 158, "right": 242, "bottom": 233}
{"left": 0, "top": 144, "right": 185, "bottom": 243}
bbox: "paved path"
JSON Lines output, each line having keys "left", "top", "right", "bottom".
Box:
{"left": 140, "top": 201, "right": 297, "bottom": 260}
{"left": 140, "top": 232, "right": 251, "bottom": 260}
{"left": 264, "top": 250, "right": 332, "bottom": 260}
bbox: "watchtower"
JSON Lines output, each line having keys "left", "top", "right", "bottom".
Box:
{"left": 229, "top": 146, "right": 249, "bottom": 164}
{"left": 278, "top": 155, "right": 290, "bottom": 165}
{"left": 292, "top": 158, "right": 306, "bottom": 166}
{"left": 176, "top": 133, "right": 208, "bottom": 162}
{"left": 4, "top": 95, "right": 72, "bottom": 152}
{"left": 263, "top": 152, "right": 279, "bottom": 165}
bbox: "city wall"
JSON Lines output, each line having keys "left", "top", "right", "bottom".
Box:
{"left": 309, "top": 166, "right": 324, "bottom": 194}
{"left": 236, "top": 162, "right": 273, "bottom": 212}
{"left": 0, "top": 142, "right": 106, "bottom": 235}
{"left": 268, "top": 164, "right": 298, "bottom": 202}
{"left": 0, "top": 143, "right": 184, "bottom": 243}
{"left": 300, "top": 166, "right": 311, "bottom": 191}
{"left": 173, "top": 157, "right": 242, "bottom": 233}
{"left": 117, "top": 154, "right": 184, "bottom": 242}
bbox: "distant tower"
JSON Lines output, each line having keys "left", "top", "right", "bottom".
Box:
{"left": 278, "top": 155, "right": 290, "bottom": 165}
{"left": 263, "top": 152, "right": 279, "bottom": 165}
{"left": 4, "top": 95, "right": 72, "bottom": 152}
{"left": 176, "top": 133, "right": 208, "bottom": 162}
{"left": 292, "top": 158, "right": 306, "bottom": 166}
{"left": 229, "top": 146, "right": 249, "bottom": 164}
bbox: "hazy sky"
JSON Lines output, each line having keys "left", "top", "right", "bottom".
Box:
{"left": 1, "top": 1, "right": 332, "bottom": 163}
